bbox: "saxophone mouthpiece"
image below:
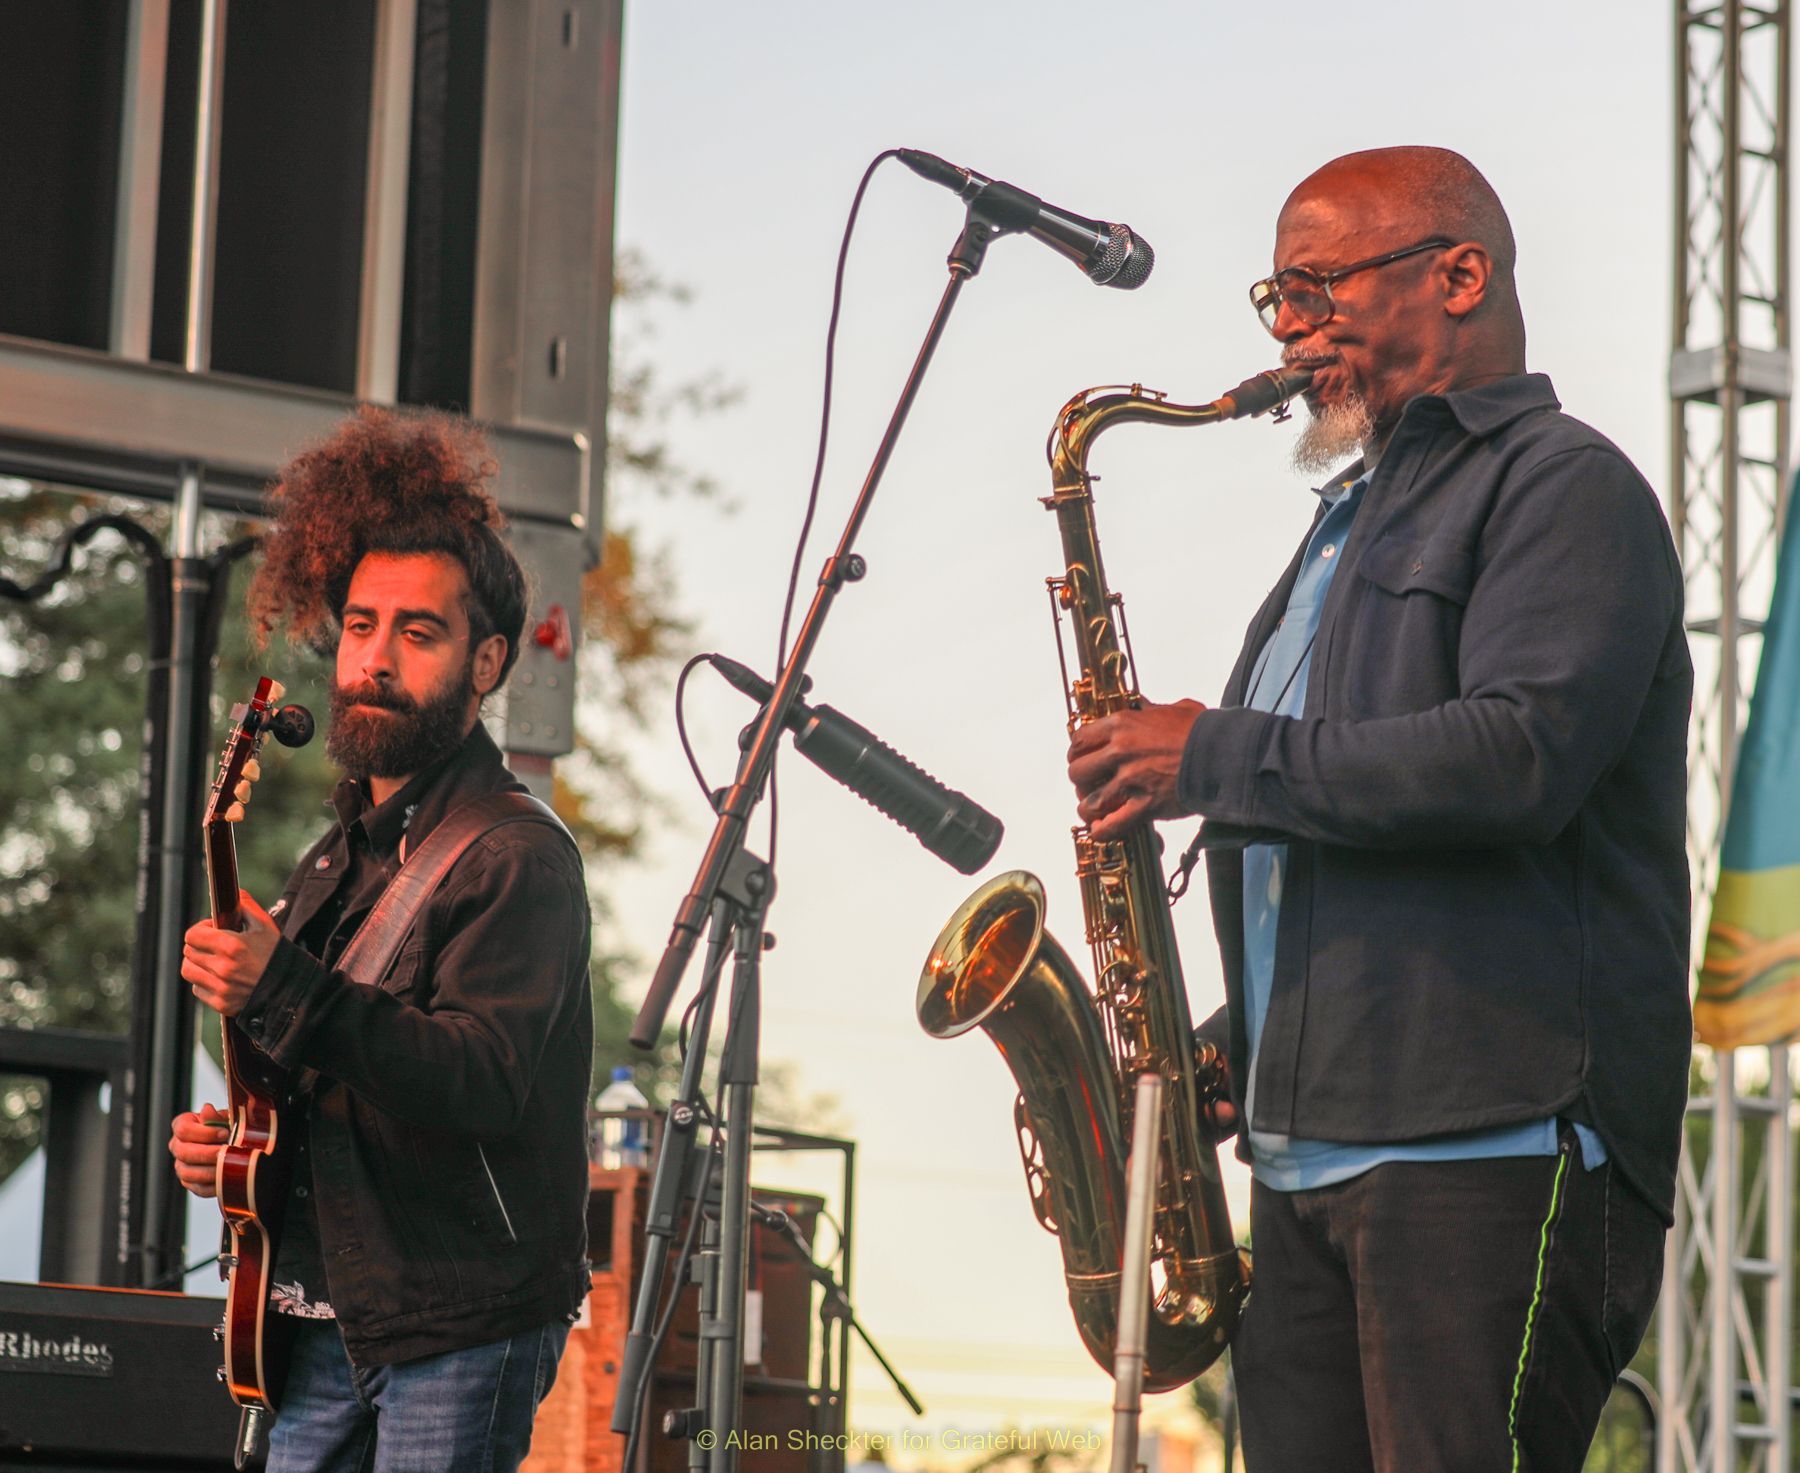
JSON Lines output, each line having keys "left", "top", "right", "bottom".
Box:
{"left": 1212, "top": 365, "right": 1315, "bottom": 423}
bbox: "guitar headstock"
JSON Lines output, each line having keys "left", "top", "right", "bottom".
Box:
{"left": 204, "top": 679, "right": 314, "bottom": 927}
{"left": 205, "top": 678, "right": 281, "bottom": 831}
{"left": 205, "top": 678, "right": 318, "bottom": 828}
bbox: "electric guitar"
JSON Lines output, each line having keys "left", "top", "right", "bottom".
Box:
{"left": 201, "top": 676, "right": 313, "bottom": 1469}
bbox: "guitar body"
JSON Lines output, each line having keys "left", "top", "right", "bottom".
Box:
{"left": 217, "top": 1022, "right": 294, "bottom": 1417}
{"left": 202, "top": 677, "right": 313, "bottom": 1466}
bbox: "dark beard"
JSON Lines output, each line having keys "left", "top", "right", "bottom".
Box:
{"left": 327, "top": 660, "right": 475, "bottom": 781}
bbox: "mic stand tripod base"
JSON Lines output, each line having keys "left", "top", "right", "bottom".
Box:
{"left": 703, "top": 899, "right": 771, "bottom": 1473}
{"left": 611, "top": 850, "right": 771, "bottom": 1459}
{"left": 763, "top": 1209, "right": 924, "bottom": 1420}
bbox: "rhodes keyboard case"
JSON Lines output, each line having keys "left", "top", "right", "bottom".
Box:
{"left": 0, "top": 1282, "right": 243, "bottom": 1468}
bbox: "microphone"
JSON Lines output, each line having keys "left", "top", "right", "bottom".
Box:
{"left": 898, "top": 148, "right": 1154, "bottom": 290}
{"left": 710, "top": 654, "right": 1003, "bottom": 875}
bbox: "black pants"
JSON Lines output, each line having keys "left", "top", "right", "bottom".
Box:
{"left": 1233, "top": 1133, "right": 1665, "bottom": 1473}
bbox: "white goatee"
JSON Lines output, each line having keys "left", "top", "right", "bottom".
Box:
{"left": 1291, "top": 391, "right": 1375, "bottom": 476}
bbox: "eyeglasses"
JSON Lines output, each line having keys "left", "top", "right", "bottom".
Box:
{"left": 1249, "top": 238, "right": 1454, "bottom": 334}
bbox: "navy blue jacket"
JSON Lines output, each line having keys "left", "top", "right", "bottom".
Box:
{"left": 1182, "top": 374, "right": 1692, "bottom": 1221}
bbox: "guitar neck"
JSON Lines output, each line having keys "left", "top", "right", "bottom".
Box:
{"left": 205, "top": 823, "right": 244, "bottom": 933}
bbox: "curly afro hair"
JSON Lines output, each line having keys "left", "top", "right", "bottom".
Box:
{"left": 248, "top": 406, "right": 529, "bottom": 685}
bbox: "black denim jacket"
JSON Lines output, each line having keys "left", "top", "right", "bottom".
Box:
{"left": 1184, "top": 374, "right": 1693, "bottom": 1222}
{"left": 238, "top": 724, "right": 593, "bottom": 1365}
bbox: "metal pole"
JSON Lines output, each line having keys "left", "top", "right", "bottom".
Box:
{"left": 1755, "top": 117, "right": 1793, "bottom": 1473}
{"left": 707, "top": 907, "right": 766, "bottom": 1473}
{"left": 1707, "top": 12, "right": 1744, "bottom": 1471}
{"left": 110, "top": 0, "right": 170, "bottom": 360}
{"left": 1660, "top": 7, "right": 1690, "bottom": 1457}
{"left": 1720, "top": 0, "right": 1743, "bottom": 800}
{"left": 143, "top": 464, "right": 207, "bottom": 1284}
{"left": 1768, "top": 1046, "right": 1792, "bottom": 1472}
{"left": 1670, "top": 0, "right": 1691, "bottom": 561}
{"left": 141, "top": 0, "right": 228, "bottom": 1281}
{"left": 1109, "top": 1075, "right": 1164, "bottom": 1473}
{"left": 185, "top": 0, "right": 228, "bottom": 374}
{"left": 356, "top": 0, "right": 417, "bottom": 402}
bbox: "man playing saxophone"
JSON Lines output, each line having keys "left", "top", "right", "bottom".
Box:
{"left": 1067, "top": 146, "right": 1691, "bottom": 1473}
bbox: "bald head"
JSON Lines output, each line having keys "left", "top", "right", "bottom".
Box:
{"left": 1283, "top": 147, "right": 1520, "bottom": 310}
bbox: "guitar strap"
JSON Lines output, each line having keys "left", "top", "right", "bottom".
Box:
{"left": 333, "top": 789, "right": 571, "bottom": 990}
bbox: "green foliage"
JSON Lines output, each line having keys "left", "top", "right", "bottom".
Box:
{"left": 0, "top": 490, "right": 150, "bottom": 1039}
{"left": 1581, "top": 1377, "right": 1654, "bottom": 1473}
{"left": 0, "top": 488, "right": 341, "bottom": 1178}
{"left": 1188, "top": 1354, "right": 1232, "bottom": 1447}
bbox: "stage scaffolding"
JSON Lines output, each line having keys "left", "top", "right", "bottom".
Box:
{"left": 1663, "top": 4, "right": 1796, "bottom": 1470}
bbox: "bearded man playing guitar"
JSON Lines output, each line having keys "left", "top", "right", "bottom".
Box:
{"left": 169, "top": 408, "right": 593, "bottom": 1473}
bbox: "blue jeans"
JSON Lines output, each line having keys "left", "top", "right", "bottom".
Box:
{"left": 267, "top": 1317, "right": 570, "bottom": 1473}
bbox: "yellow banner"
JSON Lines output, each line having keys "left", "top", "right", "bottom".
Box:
{"left": 1695, "top": 863, "right": 1800, "bottom": 1049}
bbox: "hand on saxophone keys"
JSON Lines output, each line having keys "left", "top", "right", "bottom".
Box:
{"left": 1066, "top": 698, "right": 1207, "bottom": 842}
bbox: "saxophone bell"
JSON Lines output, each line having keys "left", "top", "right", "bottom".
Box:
{"left": 918, "top": 871, "right": 1241, "bottom": 1392}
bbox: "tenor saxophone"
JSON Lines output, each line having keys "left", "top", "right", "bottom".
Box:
{"left": 917, "top": 365, "right": 1313, "bottom": 1391}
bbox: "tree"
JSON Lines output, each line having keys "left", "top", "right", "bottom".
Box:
{"left": 0, "top": 493, "right": 340, "bottom": 1179}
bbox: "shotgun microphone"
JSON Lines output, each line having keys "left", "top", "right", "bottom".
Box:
{"left": 710, "top": 654, "right": 1003, "bottom": 875}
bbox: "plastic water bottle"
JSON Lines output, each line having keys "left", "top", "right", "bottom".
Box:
{"left": 594, "top": 1066, "right": 650, "bottom": 1168}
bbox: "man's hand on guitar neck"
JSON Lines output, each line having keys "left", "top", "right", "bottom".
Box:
{"left": 168, "top": 1103, "right": 231, "bottom": 1198}
{"left": 182, "top": 890, "right": 281, "bottom": 1018}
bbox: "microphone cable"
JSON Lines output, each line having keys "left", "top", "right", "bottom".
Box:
{"left": 665, "top": 150, "right": 904, "bottom": 888}
{"left": 768, "top": 148, "right": 904, "bottom": 879}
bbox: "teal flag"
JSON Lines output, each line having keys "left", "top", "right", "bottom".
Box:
{"left": 1697, "top": 487, "right": 1800, "bottom": 1047}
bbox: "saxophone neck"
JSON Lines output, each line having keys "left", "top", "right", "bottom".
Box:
{"left": 1049, "top": 385, "right": 1224, "bottom": 495}
{"left": 1047, "top": 366, "right": 1312, "bottom": 494}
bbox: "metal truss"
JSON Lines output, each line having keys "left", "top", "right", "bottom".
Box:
{"left": 1662, "top": 4, "right": 1795, "bottom": 1470}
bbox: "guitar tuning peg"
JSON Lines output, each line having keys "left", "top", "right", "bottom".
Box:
{"left": 213, "top": 1324, "right": 226, "bottom": 1341}
{"left": 234, "top": 780, "right": 252, "bottom": 802}
{"left": 225, "top": 803, "right": 246, "bottom": 823}
{"left": 216, "top": 1366, "right": 229, "bottom": 1383}
{"left": 268, "top": 680, "right": 286, "bottom": 702}
{"left": 243, "top": 758, "right": 262, "bottom": 781}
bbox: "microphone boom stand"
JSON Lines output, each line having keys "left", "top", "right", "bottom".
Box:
{"left": 623, "top": 202, "right": 1011, "bottom": 1469}
{"left": 631, "top": 204, "right": 1003, "bottom": 1051}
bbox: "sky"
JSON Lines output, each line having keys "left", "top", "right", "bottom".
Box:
{"left": 599, "top": 1, "right": 1692, "bottom": 1443}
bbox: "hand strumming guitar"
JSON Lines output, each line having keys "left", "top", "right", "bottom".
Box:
{"left": 168, "top": 1102, "right": 232, "bottom": 1199}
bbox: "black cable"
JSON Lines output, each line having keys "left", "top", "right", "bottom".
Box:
{"left": 678, "top": 978, "right": 712, "bottom": 1059}
{"left": 767, "top": 148, "right": 903, "bottom": 879}
{"left": 672, "top": 652, "right": 718, "bottom": 805}
{"left": 145, "top": 1246, "right": 226, "bottom": 1292}
{"left": 815, "top": 1207, "right": 847, "bottom": 1269}
{"left": 676, "top": 916, "right": 733, "bottom": 1062}
{"left": 0, "top": 512, "right": 167, "bottom": 603}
